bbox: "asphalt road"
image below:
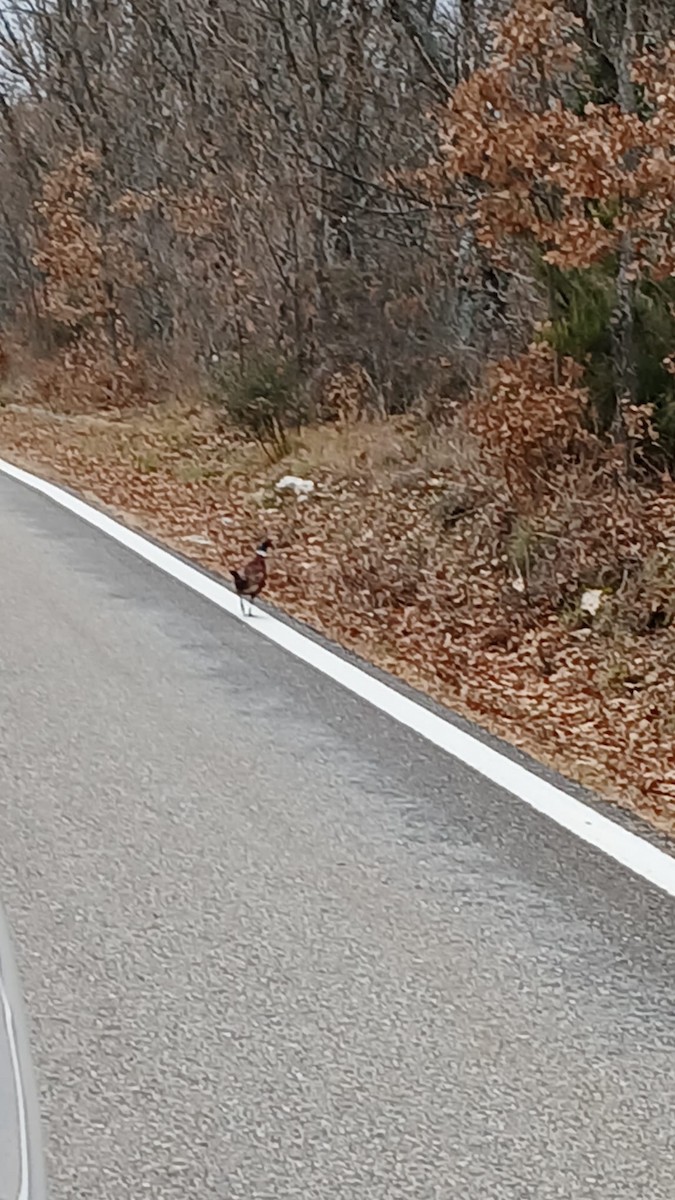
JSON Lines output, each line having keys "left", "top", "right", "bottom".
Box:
{"left": 1, "top": 471, "right": 675, "bottom": 1199}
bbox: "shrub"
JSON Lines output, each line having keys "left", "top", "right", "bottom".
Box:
{"left": 210, "top": 355, "right": 306, "bottom": 459}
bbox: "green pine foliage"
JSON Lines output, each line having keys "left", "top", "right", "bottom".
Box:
{"left": 540, "top": 258, "right": 675, "bottom": 459}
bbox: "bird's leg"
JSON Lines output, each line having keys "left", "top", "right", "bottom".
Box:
{"left": 239, "top": 594, "right": 246, "bottom": 616}
{"left": 248, "top": 596, "right": 255, "bottom": 617}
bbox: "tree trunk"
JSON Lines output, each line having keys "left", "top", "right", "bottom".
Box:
{"left": 609, "top": 0, "right": 638, "bottom": 450}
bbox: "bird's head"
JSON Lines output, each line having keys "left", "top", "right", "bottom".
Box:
{"left": 256, "top": 539, "right": 273, "bottom": 557}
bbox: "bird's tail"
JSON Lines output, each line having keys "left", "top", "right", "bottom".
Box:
{"left": 231, "top": 569, "right": 245, "bottom": 592}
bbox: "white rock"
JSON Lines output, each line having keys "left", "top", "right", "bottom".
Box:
{"left": 181, "top": 534, "right": 213, "bottom": 546}
{"left": 275, "top": 475, "right": 315, "bottom": 497}
{"left": 580, "top": 588, "right": 603, "bottom": 617}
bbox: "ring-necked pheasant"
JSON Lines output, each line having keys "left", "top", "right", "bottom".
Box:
{"left": 230, "top": 539, "right": 272, "bottom": 616}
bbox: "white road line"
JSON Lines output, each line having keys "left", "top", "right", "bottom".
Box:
{"left": 2, "top": 454, "right": 675, "bottom": 898}
{"left": 0, "top": 971, "right": 30, "bottom": 1200}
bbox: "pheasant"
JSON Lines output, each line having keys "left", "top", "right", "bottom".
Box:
{"left": 230, "top": 540, "right": 272, "bottom": 616}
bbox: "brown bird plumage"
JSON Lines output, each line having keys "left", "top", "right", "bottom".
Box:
{"left": 231, "top": 539, "right": 272, "bottom": 615}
